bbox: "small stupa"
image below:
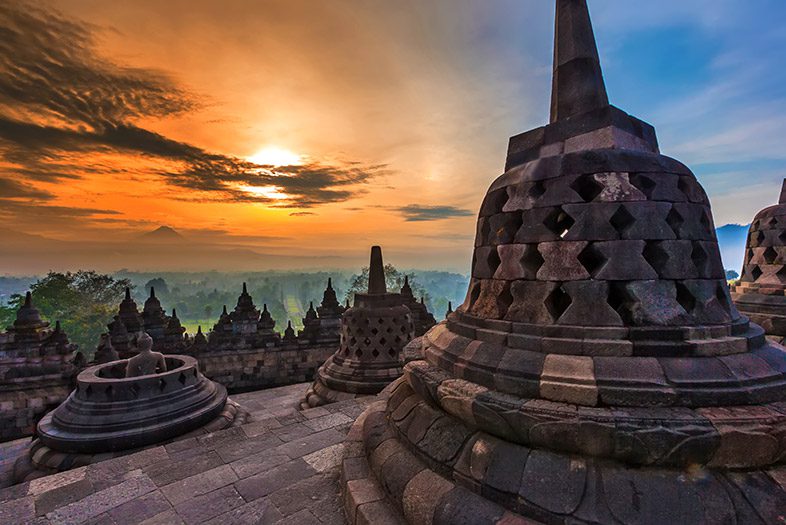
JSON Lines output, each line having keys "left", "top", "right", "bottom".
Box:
{"left": 731, "top": 179, "right": 786, "bottom": 343}
{"left": 342, "top": 2, "right": 786, "bottom": 523}
{"left": 301, "top": 246, "right": 415, "bottom": 408}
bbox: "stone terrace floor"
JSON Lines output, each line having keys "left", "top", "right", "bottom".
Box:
{"left": 0, "top": 382, "right": 376, "bottom": 525}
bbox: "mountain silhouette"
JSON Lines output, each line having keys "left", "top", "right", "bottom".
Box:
{"left": 139, "top": 226, "right": 185, "bottom": 243}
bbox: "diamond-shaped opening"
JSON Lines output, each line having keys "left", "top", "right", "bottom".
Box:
{"left": 487, "top": 248, "right": 501, "bottom": 275}
{"left": 764, "top": 246, "right": 778, "bottom": 265}
{"left": 379, "top": 337, "right": 387, "bottom": 345}
{"left": 468, "top": 281, "right": 482, "bottom": 309}
{"left": 677, "top": 177, "right": 694, "bottom": 199}
{"left": 676, "top": 282, "right": 697, "bottom": 314}
{"left": 386, "top": 327, "right": 393, "bottom": 333}
{"left": 607, "top": 282, "right": 630, "bottom": 320}
{"left": 610, "top": 205, "right": 636, "bottom": 235}
{"left": 777, "top": 266, "right": 786, "bottom": 284}
{"left": 578, "top": 243, "right": 607, "bottom": 277}
{"left": 779, "top": 231, "right": 786, "bottom": 244}
{"left": 364, "top": 337, "right": 371, "bottom": 346}
{"left": 394, "top": 336, "right": 402, "bottom": 343}
{"left": 520, "top": 245, "right": 545, "bottom": 277}
{"left": 400, "top": 325, "right": 407, "bottom": 333}
{"left": 666, "top": 207, "right": 684, "bottom": 236}
{"left": 543, "top": 207, "right": 575, "bottom": 238}
{"left": 691, "top": 243, "right": 709, "bottom": 273}
{"left": 372, "top": 349, "right": 380, "bottom": 358}
{"left": 483, "top": 188, "right": 509, "bottom": 215}
{"left": 570, "top": 174, "right": 604, "bottom": 202}
{"left": 769, "top": 217, "right": 779, "bottom": 228}
{"left": 497, "top": 283, "right": 513, "bottom": 318}
{"left": 479, "top": 218, "right": 492, "bottom": 245}
{"left": 371, "top": 327, "right": 379, "bottom": 335}
{"left": 756, "top": 231, "right": 766, "bottom": 244}
{"left": 750, "top": 265, "right": 763, "bottom": 281}
{"left": 528, "top": 181, "right": 546, "bottom": 200}
{"left": 643, "top": 242, "right": 669, "bottom": 275}
{"left": 746, "top": 248, "right": 755, "bottom": 263}
{"left": 178, "top": 372, "right": 187, "bottom": 385}
{"left": 715, "top": 283, "right": 731, "bottom": 311}
{"left": 349, "top": 337, "right": 357, "bottom": 346}
{"left": 629, "top": 173, "right": 656, "bottom": 199}
{"left": 388, "top": 348, "right": 397, "bottom": 357}
{"left": 700, "top": 210, "right": 712, "bottom": 232}
{"left": 545, "top": 285, "right": 572, "bottom": 323}
{"left": 378, "top": 318, "right": 384, "bottom": 324}
{"left": 355, "top": 349, "right": 363, "bottom": 358}
{"left": 501, "top": 213, "right": 523, "bottom": 243}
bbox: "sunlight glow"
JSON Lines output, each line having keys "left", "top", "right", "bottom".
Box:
{"left": 238, "top": 184, "right": 290, "bottom": 200}
{"left": 247, "top": 146, "right": 303, "bottom": 167}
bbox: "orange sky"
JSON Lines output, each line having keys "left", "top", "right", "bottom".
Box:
{"left": 3, "top": 1, "right": 785, "bottom": 274}
{"left": 0, "top": 0, "right": 559, "bottom": 272}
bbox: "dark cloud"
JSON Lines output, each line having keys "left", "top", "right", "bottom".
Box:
{"left": 394, "top": 205, "right": 474, "bottom": 222}
{"left": 0, "top": 177, "right": 53, "bottom": 200}
{"left": 290, "top": 211, "right": 316, "bottom": 217}
{"left": 0, "top": 2, "right": 380, "bottom": 212}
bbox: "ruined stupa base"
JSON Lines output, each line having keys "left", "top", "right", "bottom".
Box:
{"left": 344, "top": 370, "right": 786, "bottom": 525}
{"left": 300, "top": 373, "right": 373, "bottom": 410}
{"left": 731, "top": 282, "right": 786, "bottom": 344}
{"left": 13, "top": 399, "right": 249, "bottom": 484}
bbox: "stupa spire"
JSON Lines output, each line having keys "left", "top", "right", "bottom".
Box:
{"left": 368, "top": 246, "right": 386, "bottom": 294}
{"left": 780, "top": 179, "right": 786, "bottom": 204}
{"left": 550, "top": 0, "right": 609, "bottom": 123}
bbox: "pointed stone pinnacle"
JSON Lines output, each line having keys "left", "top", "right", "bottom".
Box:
{"left": 150, "top": 287, "right": 156, "bottom": 298}
{"left": 24, "top": 291, "right": 32, "bottom": 306}
{"left": 172, "top": 309, "right": 178, "bottom": 318}
{"left": 263, "top": 303, "right": 269, "bottom": 312}
{"left": 222, "top": 305, "right": 228, "bottom": 315}
{"left": 780, "top": 179, "right": 786, "bottom": 205}
{"left": 550, "top": 0, "right": 609, "bottom": 123}
{"left": 327, "top": 278, "right": 333, "bottom": 290}
{"left": 368, "top": 246, "right": 387, "bottom": 294}
{"left": 242, "top": 282, "right": 248, "bottom": 294}
{"left": 125, "top": 287, "right": 131, "bottom": 300}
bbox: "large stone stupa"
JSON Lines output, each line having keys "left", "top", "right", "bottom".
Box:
{"left": 342, "top": 2, "right": 786, "bottom": 523}
{"left": 301, "top": 246, "right": 415, "bottom": 409}
{"left": 731, "top": 179, "right": 786, "bottom": 343}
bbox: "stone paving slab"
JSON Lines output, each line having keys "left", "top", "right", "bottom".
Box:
{"left": 0, "top": 382, "right": 376, "bottom": 525}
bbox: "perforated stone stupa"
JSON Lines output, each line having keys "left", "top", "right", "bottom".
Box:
{"left": 731, "top": 179, "right": 786, "bottom": 344}
{"left": 343, "top": 2, "right": 786, "bottom": 523}
{"left": 301, "top": 246, "right": 415, "bottom": 409}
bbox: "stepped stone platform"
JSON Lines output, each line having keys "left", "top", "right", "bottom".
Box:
{"left": 0, "top": 383, "right": 376, "bottom": 525}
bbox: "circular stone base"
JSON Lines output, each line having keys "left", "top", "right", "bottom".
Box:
{"left": 13, "top": 399, "right": 249, "bottom": 484}
{"left": 300, "top": 375, "right": 369, "bottom": 410}
{"left": 345, "top": 378, "right": 786, "bottom": 525}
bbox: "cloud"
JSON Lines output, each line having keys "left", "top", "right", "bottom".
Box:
{"left": 0, "top": 1, "right": 379, "bottom": 212}
{"left": 290, "top": 211, "right": 316, "bottom": 217}
{"left": 0, "top": 177, "right": 53, "bottom": 200}
{"left": 394, "top": 205, "right": 474, "bottom": 222}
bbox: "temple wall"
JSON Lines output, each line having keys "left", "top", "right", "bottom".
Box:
{"left": 194, "top": 342, "right": 337, "bottom": 393}
{"left": 0, "top": 380, "right": 72, "bottom": 442}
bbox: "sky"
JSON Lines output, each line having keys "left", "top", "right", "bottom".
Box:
{"left": 1, "top": 0, "right": 786, "bottom": 274}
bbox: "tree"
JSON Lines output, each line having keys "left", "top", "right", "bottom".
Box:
{"left": 2, "top": 271, "right": 131, "bottom": 355}
{"left": 345, "top": 265, "right": 429, "bottom": 304}
{"left": 725, "top": 270, "right": 740, "bottom": 281}
{"left": 144, "top": 277, "right": 169, "bottom": 295}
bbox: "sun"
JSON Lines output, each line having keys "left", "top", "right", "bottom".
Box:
{"left": 247, "top": 146, "right": 303, "bottom": 167}
{"left": 237, "top": 184, "right": 289, "bottom": 200}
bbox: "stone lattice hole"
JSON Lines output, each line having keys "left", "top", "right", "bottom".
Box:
{"left": 543, "top": 207, "right": 575, "bottom": 238}
{"left": 750, "top": 265, "right": 763, "bottom": 281}
{"left": 777, "top": 266, "right": 786, "bottom": 284}
{"left": 520, "top": 245, "right": 545, "bottom": 277}
{"left": 691, "top": 243, "right": 709, "bottom": 274}
{"left": 666, "top": 207, "right": 685, "bottom": 237}
{"left": 629, "top": 173, "right": 656, "bottom": 199}
{"left": 528, "top": 181, "right": 546, "bottom": 200}
{"left": 676, "top": 282, "right": 697, "bottom": 314}
{"left": 545, "top": 285, "right": 572, "bottom": 323}
{"left": 570, "top": 174, "right": 604, "bottom": 202}
{"left": 607, "top": 282, "right": 630, "bottom": 321}
{"left": 610, "top": 205, "right": 636, "bottom": 235}
{"left": 497, "top": 283, "right": 514, "bottom": 319}
{"left": 487, "top": 248, "right": 501, "bottom": 275}
{"left": 643, "top": 242, "right": 669, "bottom": 276}
{"left": 578, "top": 243, "right": 607, "bottom": 277}
{"left": 764, "top": 246, "right": 778, "bottom": 265}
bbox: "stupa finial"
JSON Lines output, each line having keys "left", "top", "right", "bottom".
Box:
{"left": 368, "top": 246, "right": 386, "bottom": 294}
{"left": 550, "top": 0, "right": 609, "bottom": 123}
